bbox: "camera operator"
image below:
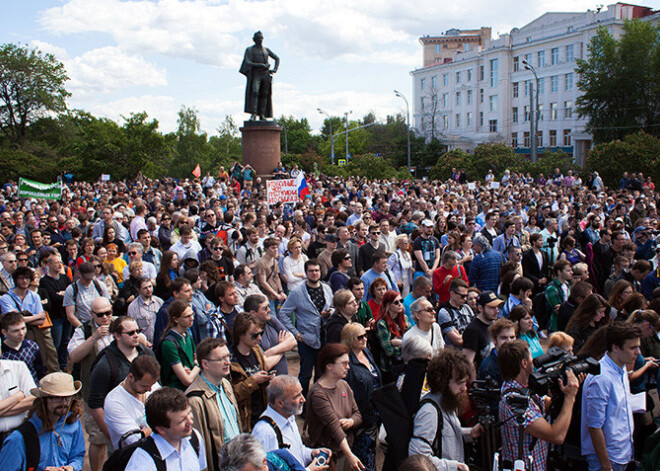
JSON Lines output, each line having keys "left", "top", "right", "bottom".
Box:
{"left": 581, "top": 322, "right": 641, "bottom": 471}
{"left": 498, "top": 340, "right": 580, "bottom": 471}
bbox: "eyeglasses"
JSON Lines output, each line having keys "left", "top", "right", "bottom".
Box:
{"left": 453, "top": 292, "right": 468, "bottom": 299}
{"left": 17, "top": 259, "right": 28, "bottom": 262}
{"left": 357, "top": 334, "right": 367, "bottom": 340}
{"left": 93, "top": 310, "right": 113, "bottom": 317}
{"left": 206, "top": 355, "right": 231, "bottom": 363}
{"left": 93, "top": 264, "right": 102, "bottom": 268}
{"left": 211, "top": 246, "right": 222, "bottom": 251}
{"left": 128, "top": 252, "right": 138, "bottom": 256}
{"left": 47, "top": 395, "right": 73, "bottom": 403}
{"left": 250, "top": 330, "right": 265, "bottom": 339}
{"left": 371, "top": 231, "right": 381, "bottom": 235}
{"left": 334, "top": 361, "right": 350, "bottom": 366}
{"left": 392, "top": 299, "right": 402, "bottom": 305}
{"left": 122, "top": 329, "right": 141, "bottom": 336}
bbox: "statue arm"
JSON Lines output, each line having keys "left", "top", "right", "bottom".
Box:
{"left": 268, "top": 48, "right": 280, "bottom": 73}
{"left": 243, "top": 48, "right": 268, "bottom": 70}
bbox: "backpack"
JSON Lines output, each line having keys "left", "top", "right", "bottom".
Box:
{"left": 72, "top": 279, "right": 104, "bottom": 301}
{"left": 103, "top": 431, "right": 200, "bottom": 471}
{"left": 532, "top": 291, "right": 550, "bottom": 331}
{"left": 410, "top": 397, "right": 444, "bottom": 460}
{"left": 7, "top": 420, "right": 41, "bottom": 471}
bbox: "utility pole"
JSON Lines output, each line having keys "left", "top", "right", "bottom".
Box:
{"left": 523, "top": 60, "right": 540, "bottom": 163}
{"left": 394, "top": 90, "right": 411, "bottom": 173}
{"left": 317, "top": 108, "right": 335, "bottom": 164}
{"left": 344, "top": 111, "right": 352, "bottom": 158}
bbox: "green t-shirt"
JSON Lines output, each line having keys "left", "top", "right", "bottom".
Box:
{"left": 158, "top": 330, "right": 195, "bottom": 391}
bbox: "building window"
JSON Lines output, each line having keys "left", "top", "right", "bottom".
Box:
{"left": 467, "top": 90, "right": 473, "bottom": 104}
{"left": 512, "top": 132, "right": 518, "bottom": 147}
{"left": 443, "top": 94, "right": 448, "bottom": 108}
{"left": 479, "top": 65, "right": 485, "bottom": 81}
{"left": 551, "top": 47, "right": 559, "bottom": 65}
{"left": 489, "top": 120, "right": 498, "bottom": 132}
{"left": 524, "top": 105, "right": 530, "bottom": 121}
{"left": 421, "top": 117, "right": 426, "bottom": 130}
{"left": 467, "top": 69, "right": 473, "bottom": 81}
{"left": 525, "top": 80, "right": 530, "bottom": 96}
{"left": 566, "top": 44, "right": 574, "bottom": 62}
{"left": 550, "top": 102, "right": 557, "bottom": 120}
{"left": 467, "top": 112, "right": 473, "bottom": 126}
{"left": 537, "top": 130, "right": 543, "bottom": 147}
{"left": 512, "top": 107, "right": 519, "bottom": 123}
{"left": 456, "top": 71, "right": 461, "bottom": 84}
{"left": 524, "top": 53, "right": 531, "bottom": 65}
{"left": 565, "top": 73, "right": 573, "bottom": 91}
{"left": 551, "top": 75, "right": 559, "bottom": 93}
{"left": 479, "top": 111, "right": 484, "bottom": 126}
{"left": 549, "top": 130, "right": 557, "bottom": 146}
{"left": 538, "top": 77, "right": 544, "bottom": 95}
{"left": 443, "top": 115, "right": 448, "bottom": 129}
{"left": 456, "top": 114, "right": 461, "bottom": 127}
{"left": 513, "top": 82, "right": 519, "bottom": 98}
{"left": 465, "top": 43, "right": 471, "bottom": 52}
{"left": 431, "top": 76, "right": 437, "bottom": 88}
{"left": 456, "top": 92, "right": 461, "bottom": 106}
{"left": 443, "top": 74, "right": 448, "bottom": 86}
{"left": 537, "top": 50, "right": 545, "bottom": 67}
{"left": 563, "top": 129, "right": 571, "bottom": 146}
{"left": 480, "top": 88, "right": 484, "bottom": 103}
{"left": 489, "top": 95, "right": 498, "bottom": 112}
{"left": 564, "top": 101, "right": 573, "bottom": 118}
{"left": 421, "top": 78, "right": 426, "bottom": 90}
{"left": 513, "top": 56, "right": 519, "bottom": 72}
{"left": 524, "top": 131, "right": 530, "bottom": 147}
{"left": 538, "top": 104, "right": 544, "bottom": 121}
{"left": 435, "top": 45, "right": 442, "bottom": 53}
{"left": 490, "top": 58, "right": 499, "bottom": 87}
{"left": 421, "top": 97, "right": 426, "bottom": 112}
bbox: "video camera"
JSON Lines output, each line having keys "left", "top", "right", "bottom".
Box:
{"left": 529, "top": 347, "right": 599, "bottom": 416}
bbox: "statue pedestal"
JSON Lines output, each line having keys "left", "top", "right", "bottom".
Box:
{"left": 240, "top": 121, "right": 281, "bottom": 178}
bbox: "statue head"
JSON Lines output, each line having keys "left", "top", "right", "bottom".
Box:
{"left": 253, "top": 31, "right": 264, "bottom": 45}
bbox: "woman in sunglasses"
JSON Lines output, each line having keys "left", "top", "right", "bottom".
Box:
{"left": 230, "top": 312, "right": 282, "bottom": 431}
{"left": 375, "top": 290, "right": 411, "bottom": 381}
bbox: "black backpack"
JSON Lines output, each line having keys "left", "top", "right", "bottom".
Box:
{"left": 2, "top": 420, "right": 41, "bottom": 471}
{"left": 410, "top": 397, "right": 444, "bottom": 459}
{"left": 255, "top": 415, "right": 291, "bottom": 449}
{"left": 103, "top": 432, "right": 200, "bottom": 471}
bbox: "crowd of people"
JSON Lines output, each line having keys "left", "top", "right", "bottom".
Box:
{"left": 0, "top": 164, "right": 657, "bottom": 471}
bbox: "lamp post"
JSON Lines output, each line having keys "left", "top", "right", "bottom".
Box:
{"left": 344, "top": 110, "right": 352, "bottom": 159}
{"left": 282, "top": 124, "right": 288, "bottom": 155}
{"left": 522, "top": 60, "right": 540, "bottom": 163}
{"left": 394, "top": 90, "right": 411, "bottom": 173}
{"left": 317, "top": 108, "right": 335, "bottom": 164}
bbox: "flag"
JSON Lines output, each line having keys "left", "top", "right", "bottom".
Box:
{"left": 294, "top": 171, "right": 309, "bottom": 200}
{"left": 192, "top": 163, "right": 201, "bottom": 178}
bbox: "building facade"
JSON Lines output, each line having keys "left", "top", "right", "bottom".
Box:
{"left": 411, "top": 3, "right": 658, "bottom": 165}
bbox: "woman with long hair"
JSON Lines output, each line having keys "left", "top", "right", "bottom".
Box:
{"left": 341, "top": 323, "right": 382, "bottom": 471}
{"left": 565, "top": 294, "right": 612, "bottom": 353}
{"left": 155, "top": 250, "right": 179, "bottom": 299}
{"left": 103, "top": 243, "right": 127, "bottom": 284}
{"left": 387, "top": 234, "right": 414, "bottom": 298}
{"left": 608, "top": 279, "right": 634, "bottom": 312}
{"left": 305, "top": 343, "right": 364, "bottom": 471}
{"left": 456, "top": 233, "right": 474, "bottom": 273}
{"left": 76, "top": 237, "right": 96, "bottom": 269}
{"left": 367, "top": 278, "right": 388, "bottom": 321}
{"left": 102, "top": 225, "right": 126, "bottom": 255}
{"left": 508, "top": 305, "right": 543, "bottom": 359}
{"left": 156, "top": 300, "right": 199, "bottom": 390}
{"left": 282, "top": 236, "right": 307, "bottom": 291}
{"left": 325, "top": 290, "right": 360, "bottom": 344}
{"left": 90, "top": 254, "right": 118, "bottom": 301}
{"left": 375, "top": 290, "right": 411, "bottom": 377}
{"left": 619, "top": 293, "right": 648, "bottom": 321}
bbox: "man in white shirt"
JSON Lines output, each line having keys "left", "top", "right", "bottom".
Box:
{"left": 123, "top": 243, "right": 157, "bottom": 282}
{"left": 170, "top": 225, "right": 202, "bottom": 261}
{"left": 125, "top": 387, "right": 206, "bottom": 471}
{"left": 252, "top": 375, "right": 329, "bottom": 470}
{"left": 0, "top": 358, "right": 36, "bottom": 441}
{"left": 402, "top": 296, "right": 444, "bottom": 356}
{"left": 104, "top": 355, "right": 161, "bottom": 449}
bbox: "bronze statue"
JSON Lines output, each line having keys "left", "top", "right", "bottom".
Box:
{"left": 239, "top": 31, "right": 280, "bottom": 121}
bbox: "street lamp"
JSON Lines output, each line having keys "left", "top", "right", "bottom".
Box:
{"left": 394, "top": 90, "right": 411, "bottom": 173}
{"left": 317, "top": 108, "right": 335, "bottom": 164}
{"left": 344, "top": 110, "right": 352, "bottom": 159}
{"left": 522, "top": 60, "right": 540, "bottom": 163}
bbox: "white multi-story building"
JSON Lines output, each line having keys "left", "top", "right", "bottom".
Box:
{"left": 411, "top": 3, "right": 659, "bottom": 165}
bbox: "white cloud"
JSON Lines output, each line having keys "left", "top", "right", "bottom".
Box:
{"left": 65, "top": 47, "right": 167, "bottom": 96}
{"left": 29, "top": 40, "right": 69, "bottom": 60}
{"left": 73, "top": 94, "right": 179, "bottom": 131}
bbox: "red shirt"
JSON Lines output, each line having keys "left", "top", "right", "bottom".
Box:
{"left": 432, "top": 264, "right": 469, "bottom": 303}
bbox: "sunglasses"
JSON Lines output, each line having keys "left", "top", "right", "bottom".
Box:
{"left": 392, "top": 299, "right": 402, "bottom": 305}
{"left": 128, "top": 252, "right": 138, "bottom": 256}
{"left": 93, "top": 310, "right": 113, "bottom": 317}
{"left": 250, "top": 330, "right": 265, "bottom": 339}
{"left": 93, "top": 264, "right": 102, "bottom": 268}
{"left": 371, "top": 231, "right": 381, "bottom": 235}
{"left": 357, "top": 334, "right": 368, "bottom": 341}
{"left": 122, "top": 329, "right": 141, "bottom": 336}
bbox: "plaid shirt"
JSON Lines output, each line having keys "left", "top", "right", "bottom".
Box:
{"left": 499, "top": 379, "right": 548, "bottom": 471}
{"left": 375, "top": 316, "right": 411, "bottom": 371}
{"left": 1, "top": 339, "right": 43, "bottom": 384}
{"left": 206, "top": 307, "right": 229, "bottom": 344}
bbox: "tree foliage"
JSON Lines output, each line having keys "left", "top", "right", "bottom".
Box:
{"left": 586, "top": 132, "right": 660, "bottom": 186}
{"left": 0, "top": 43, "right": 70, "bottom": 144}
{"left": 576, "top": 21, "right": 660, "bottom": 143}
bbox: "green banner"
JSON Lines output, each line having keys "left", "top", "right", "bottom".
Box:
{"left": 18, "top": 178, "right": 62, "bottom": 201}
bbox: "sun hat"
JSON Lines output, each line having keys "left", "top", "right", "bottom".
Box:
{"left": 30, "top": 372, "right": 82, "bottom": 398}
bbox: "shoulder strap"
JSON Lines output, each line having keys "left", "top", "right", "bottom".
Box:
{"left": 138, "top": 436, "right": 166, "bottom": 471}
{"left": 83, "top": 322, "right": 93, "bottom": 340}
{"left": 412, "top": 398, "right": 443, "bottom": 458}
{"left": 256, "top": 415, "right": 291, "bottom": 449}
{"left": 18, "top": 420, "right": 40, "bottom": 471}
{"left": 92, "top": 279, "right": 103, "bottom": 296}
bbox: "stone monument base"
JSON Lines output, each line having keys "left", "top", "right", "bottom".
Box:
{"left": 240, "top": 120, "right": 282, "bottom": 178}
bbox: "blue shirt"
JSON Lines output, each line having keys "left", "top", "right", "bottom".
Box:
{"left": 0, "top": 413, "right": 86, "bottom": 471}
{"left": 402, "top": 292, "right": 416, "bottom": 326}
{"left": 360, "top": 269, "right": 398, "bottom": 301}
{"left": 581, "top": 353, "right": 634, "bottom": 465}
{"left": 468, "top": 249, "right": 503, "bottom": 292}
{"left": 126, "top": 430, "right": 207, "bottom": 471}
{"left": 0, "top": 289, "right": 44, "bottom": 316}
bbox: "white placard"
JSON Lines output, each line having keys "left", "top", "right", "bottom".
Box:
{"left": 490, "top": 181, "right": 500, "bottom": 189}
{"left": 267, "top": 179, "right": 299, "bottom": 205}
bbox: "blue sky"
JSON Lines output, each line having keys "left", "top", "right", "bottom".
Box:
{"left": 2, "top": 0, "right": 660, "bottom": 135}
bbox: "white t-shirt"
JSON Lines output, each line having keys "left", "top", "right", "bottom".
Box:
{"left": 402, "top": 323, "right": 445, "bottom": 357}
{"left": 104, "top": 382, "right": 161, "bottom": 449}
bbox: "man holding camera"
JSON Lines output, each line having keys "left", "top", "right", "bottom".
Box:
{"left": 581, "top": 323, "right": 640, "bottom": 471}
{"left": 498, "top": 339, "right": 580, "bottom": 471}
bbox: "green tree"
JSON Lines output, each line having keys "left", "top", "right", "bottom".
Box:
{"left": 576, "top": 21, "right": 660, "bottom": 143}
{"left": 586, "top": 132, "right": 660, "bottom": 186}
{"left": 0, "top": 43, "right": 70, "bottom": 144}
{"left": 172, "top": 106, "right": 210, "bottom": 177}
{"left": 208, "top": 115, "right": 242, "bottom": 172}
{"left": 121, "top": 112, "right": 174, "bottom": 178}
{"left": 278, "top": 115, "right": 315, "bottom": 155}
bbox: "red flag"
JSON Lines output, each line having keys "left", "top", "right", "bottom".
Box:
{"left": 192, "top": 163, "right": 201, "bottom": 178}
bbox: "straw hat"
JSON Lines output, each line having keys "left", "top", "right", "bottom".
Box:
{"left": 30, "top": 372, "right": 82, "bottom": 398}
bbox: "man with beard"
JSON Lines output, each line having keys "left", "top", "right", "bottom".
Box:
{"left": 252, "top": 375, "right": 331, "bottom": 470}
{"left": 409, "top": 350, "right": 482, "bottom": 471}
{"left": 498, "top": 340, "right": 580, "bottom": 471}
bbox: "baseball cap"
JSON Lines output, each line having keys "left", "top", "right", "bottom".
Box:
{"left": 324, "top": 234, "right": 338, "bottom": 243}
{"left": 478, "top": 291, "right": 505, "bottom": 308}
{"left": 421, "top": 219, "right": 434, "bottom": 227}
